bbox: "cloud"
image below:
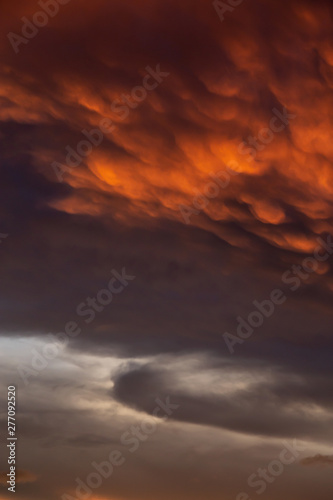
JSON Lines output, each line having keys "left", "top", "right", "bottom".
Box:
{"left": 0, "top": 0, "right": 332, "bottom": 360}
{"left": 0, "top": 470, "right": 37, "bottom": 485}
{"left": 1, "top": 0, "right": 333, "bottom": 258}
{"left": 1, "top": 1, "right": 333, "bottom": 500}
{"left": 301, "top": 454, "right": 333, "bottom": 466}
{"left": 111, "top": 358, "right": 333, "bottom": 442}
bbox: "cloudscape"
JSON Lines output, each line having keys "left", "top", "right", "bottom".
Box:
{"left": 0, "top": 1, "right": 333, "bottom": 499}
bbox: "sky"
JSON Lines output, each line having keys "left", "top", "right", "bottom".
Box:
{"left": 0, "top": 0, "right": 333, "bottom": 499}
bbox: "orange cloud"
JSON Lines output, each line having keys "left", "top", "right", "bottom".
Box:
{"left": 301, "top": 454, "right": 333, "bottom": 467}
{"left": 1, "top": 0, "right": 332, "bottom": 264}
{"left": 0, "top": 469, "right": 37, "bottom": 485}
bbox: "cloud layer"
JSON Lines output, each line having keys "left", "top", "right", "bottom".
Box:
{"left": 0, "top": 1, "right": 333, "bottom": 500}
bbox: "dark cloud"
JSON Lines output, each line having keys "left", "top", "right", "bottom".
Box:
{"left": 112, "top": 361, "right": 333, "bottom": 441}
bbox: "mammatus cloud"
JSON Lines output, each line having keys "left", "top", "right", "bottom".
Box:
{"left": 1, "top": 0, "right": 333, "bottom": 258}
{"left": 0, "top": 0, "right": 332, "bottom": 350}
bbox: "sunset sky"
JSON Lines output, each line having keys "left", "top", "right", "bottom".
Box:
{"left": 1, "top": 0, "right": 333, "bottom": 499}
